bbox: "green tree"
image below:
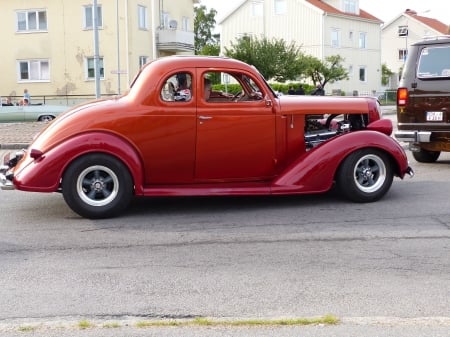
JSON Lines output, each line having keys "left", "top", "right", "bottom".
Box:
{"left": 224, "top": 35, "right": 305, "bottom": 82}
{"left": 194, "top": 5, "right": 218, "bottom": 55}
{"left": 303, "top": 54, "right": 349, "bottom": 89}
{"left": 381, "top": 63, "right": 393, "bottom": 86}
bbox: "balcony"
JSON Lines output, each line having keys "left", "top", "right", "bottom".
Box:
{"left": 156, "top": 29, "right": 195, "bottom": 53}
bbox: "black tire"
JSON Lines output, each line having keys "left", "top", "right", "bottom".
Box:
{"left": 412, "top": 148, "right": 440, "bottom": 163}
{"left": 62, "top": 154, "right": 133, "bottom": 219}
{"left": 38, "top": 115, "right": 54, "bottom": 122}
{"left": 336, "top": 149, "right": 393, "bottom": 203}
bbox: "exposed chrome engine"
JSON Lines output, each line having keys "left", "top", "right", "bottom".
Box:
{"left": 304, "top": 114, "right": 369, "bottom": 149}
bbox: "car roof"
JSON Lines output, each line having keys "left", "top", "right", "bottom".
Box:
{"left": 412, "top": 35, "right": 450, "bottom": 46}
{"left": 147, "top": 55, "right": 255, "bottom": 72}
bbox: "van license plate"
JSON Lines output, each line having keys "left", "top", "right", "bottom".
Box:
{"left": 426, "top": 111, "right": 443, "bottom": 121}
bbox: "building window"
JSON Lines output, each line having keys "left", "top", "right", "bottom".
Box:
{"left": 162, "top": 12, "right": 169, "bottom": 28}
{"left": 252, "top": 0, "right": 263, "bottom": 17}
{"left": 181, "top": 17, "right": 189, "bottom": 31}
{"left": 348, "top": 65, "right": 353, "bottom": 78}
{"left": 398, "top": 26, "right": 408, "bottom": 37}
{"left": 83, "top": 5, "right": 103, "bottom": 29}
{"left": 359, "top": 32, "right": 367, "bottom": 49}
{"left": 18, "top": 60, "right": 50, "bottom": 82}
{"left": 349, "top": 31, "right": 353, "bottom": 40}
{"left": 86, "top": 57, "right": 104, "bottom": 79}
{"left": 343, "top": 0, "right": 357, "bottom": 14}
{"left": 274, "top": 0, "right": 286, "bottom": 15}
{"left": 399, "top": 49, "right": 408, "bottom": 61}
{"left": 359, "top": 66, "right": 366, "bottom": 82}
{"left": 16, "top": 10, "right": 47, "bottom": 32}
{"left": 139, "top": 56, "right": 148, "bottom": 68}
{"left": 138, "top": 5, "right": 148, "bottom": 30}
{"left": 331, "top": 29, "right": 340, "bottom": 48}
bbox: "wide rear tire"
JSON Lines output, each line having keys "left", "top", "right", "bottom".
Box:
{"left": 62, "top": 154, "right": 133, "bottom": 219}
{"left": 412, "top": 148, "right": 440, "bottom": 163}
{"left": 337, "top": 149, "right": 393, "bottom": 203}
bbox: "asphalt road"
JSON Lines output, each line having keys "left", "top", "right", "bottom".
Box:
{"left": 0, "top": 150, "right": 449, "bottom": 336}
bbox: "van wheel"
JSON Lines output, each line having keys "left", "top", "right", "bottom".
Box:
{"left": 337, "top": 149, "right": 393, "bottom": 203}
{"left": 412, "top": 148, "right": 440, "bottom": 163}
{"left": 62, "top": 154, "right": 133, "bottom": 219}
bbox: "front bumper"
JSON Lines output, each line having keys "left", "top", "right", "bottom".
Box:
{"left": 394, "top": 130, "right": 431, "bottom": 143}
{"left": 0, "top": 150, "right": 25, "bottom": 190}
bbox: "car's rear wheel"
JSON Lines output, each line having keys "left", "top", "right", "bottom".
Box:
{"left": 38, "top": 115, "right": 54, "bottom": 122}
{"left": 62, "top": 153, "right": 133, "bottom": 219}
{"left": 337, "top": 149, "right": 393, "bottom": 203}
{"left": 412, "top": 148, "right": 440, "bottom": 163}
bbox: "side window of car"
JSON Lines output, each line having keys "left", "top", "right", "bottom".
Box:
{"left": 160, "top": 72, "right": 192, "bottom": 102}
{"left": 203, "top": 71, "right": 262, "bottom": 103}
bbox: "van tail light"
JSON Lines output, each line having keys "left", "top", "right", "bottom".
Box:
{"left": 397, "top": 87, "right": 408, "bottom": 106}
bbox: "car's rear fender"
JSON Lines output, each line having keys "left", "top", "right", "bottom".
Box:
{"left": 13, "top": 132, "right": 144, "bottom": 194}
{"left": 271, "top": 130, "right": 409, "bottom": 194}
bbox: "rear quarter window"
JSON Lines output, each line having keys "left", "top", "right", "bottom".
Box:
{"left": 417, "top": 46, "right": 450, "bottom": 79}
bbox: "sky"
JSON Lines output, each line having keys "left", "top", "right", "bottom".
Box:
{"left": 198, "top": 0, "right": 450, "bottom": 26}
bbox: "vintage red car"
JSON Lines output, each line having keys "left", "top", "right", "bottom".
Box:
{"left": 0, "top": 56, "right": 413, "bottom": 218}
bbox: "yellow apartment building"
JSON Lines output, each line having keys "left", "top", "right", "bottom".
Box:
{"left": 0, "top": 0, "right": 197, "bottom": 102}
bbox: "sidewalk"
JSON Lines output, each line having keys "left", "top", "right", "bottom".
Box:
{"left": 0, "top": 122, "right": 47, "bottom": 149}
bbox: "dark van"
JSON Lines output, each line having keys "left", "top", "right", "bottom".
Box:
{"left": 395, "top": 36, "right": 450, "bottom": 162}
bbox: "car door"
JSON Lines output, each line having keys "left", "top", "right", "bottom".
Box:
{"left": 194, "top": 69, "right": 277, "bottom": 182}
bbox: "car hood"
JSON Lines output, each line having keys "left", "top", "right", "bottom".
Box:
{"left": 278, "top": 95, "right": 372, "bottom": 114}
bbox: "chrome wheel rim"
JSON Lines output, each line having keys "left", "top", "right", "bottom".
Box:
{"left": 76, "top": 165, "right": 119, "bottom": 207}
{"left": 353, "top": 154, "right": 386, "bottom": 193}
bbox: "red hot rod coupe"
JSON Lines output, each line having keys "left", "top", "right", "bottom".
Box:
{"left": 1, "top": 56, "right": 413, "bottom": 218}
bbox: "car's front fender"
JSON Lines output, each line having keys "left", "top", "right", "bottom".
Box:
{"left": 271, "top": 130, "right": 409, "bottom": 194}
{"left": 13, "top": 132, "right": 144, "bottom": 194}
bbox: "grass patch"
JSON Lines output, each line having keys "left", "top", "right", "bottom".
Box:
{"left": 17, "top": 325, "right": 36, "bottom": 332}
{"left": 136, "top": 314, "right": 339, "bottom": 328}
{"left": 102, "top": 322, "right": 121, "bottom": 328}
{"left": 78, "top": 320, "right": 95, "bottom": 329}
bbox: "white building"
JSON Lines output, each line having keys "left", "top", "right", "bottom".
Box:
{"left": 219, "top": 0, "right": 383, "bottom": 96}
{"left": 381, "top": 9, "right": 449, "bottom": 88}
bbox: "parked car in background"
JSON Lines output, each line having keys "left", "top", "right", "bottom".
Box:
{"left": 1, "top": 56, "right": 413, "bottom": 219}
{"left": 395, "top": 36, "right": 450, "bottom": 162}
{"left": 0, "top": 104, "right": 68, "bottom": 123}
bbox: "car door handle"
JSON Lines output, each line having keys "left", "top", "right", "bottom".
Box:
{"left": 198, "top": 116, "right": 213, "bottom": 120}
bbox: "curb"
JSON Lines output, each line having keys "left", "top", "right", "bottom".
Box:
{"left": 0, "top": 144, "right": 29, "bottom": 150}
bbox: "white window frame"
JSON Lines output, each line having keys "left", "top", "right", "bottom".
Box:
{"left": 138, "top": 5, "right": 148, "bottom": 30}
{"left": 17, "top": 59, "right": 50, "bottom": 82}
{"left": 83, "top": 5, "right": 103, "bottom": 30}
{"left": 359, "top": 66, "right": 366, "bottom": 82}
{"left": 16, "top": 9, "right": 48, "bottom": 32}
{"left": 359, "top": 32, "right": 367, "bottom": 49}
{"left": 399, "top": 49, "right": 408, "bottom": 61}
{"left": 274, "top": 0, "right": 286, "bottom": 15}
{"left": 398, "top": 26, "right": 408, "bottom": 37}
{"left": 343, "top": 0, "right": 357, "bottom": 14}
{"left": 181, "top": 17, "right": 189, "bottom": 31}
{"left": 86, "top": 57, "right": 104, "bottom": 80}
{"left": 139, "top": 56, "right": 148, "bottom": 68}
{"left": 161, "top": 12, "right": 169, "bottom": 28}
{"left": 331, "top": 29, "right": 340, "bottom": 48}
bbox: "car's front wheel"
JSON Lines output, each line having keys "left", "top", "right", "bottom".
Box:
{"left": 336, "top": 149, "right": 393, "bottom": 203}
{"left": 62, "top": 154, "right": 133, "bottom": 218}
{"left": 412, "top": 148, "right": 440, "bottom": 163}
